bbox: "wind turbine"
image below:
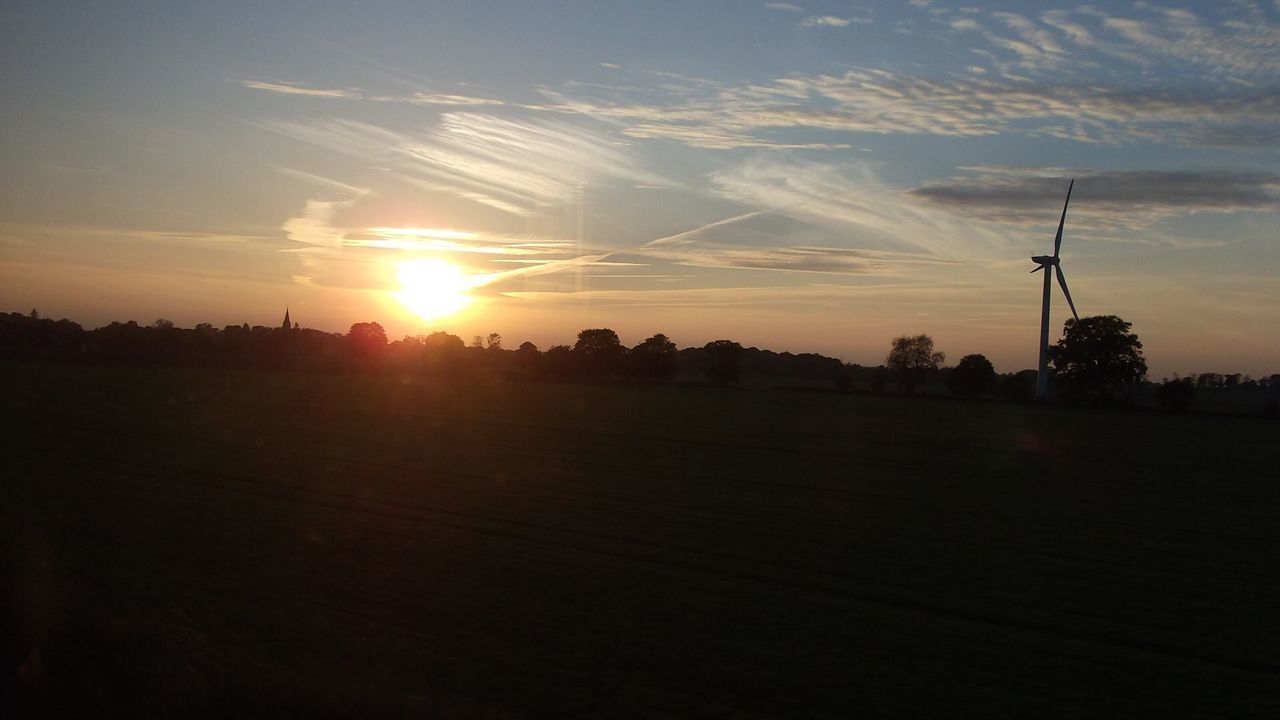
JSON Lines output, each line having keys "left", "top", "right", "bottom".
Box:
{"left": 1031, "top": 179, "right": 1079, "bottom": 400}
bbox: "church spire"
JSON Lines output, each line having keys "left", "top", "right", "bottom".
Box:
{"left": 282, "top": 307, "right": 292, "bottom": 330}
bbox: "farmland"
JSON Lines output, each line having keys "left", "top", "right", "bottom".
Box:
{"left": 3, "top": 364, "right": 1279, "bottom": 717}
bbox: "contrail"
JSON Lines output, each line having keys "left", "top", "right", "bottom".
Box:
{"left": 473, "top": 208, "right": 773, "bottom": 289}
{"left": 468, "top": 253, "right": 612, "bottom": 289}
{"left": 640, "top": 209, "right": 769, "bottom": 249}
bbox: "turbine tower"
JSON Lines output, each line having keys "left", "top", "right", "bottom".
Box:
{"left": 1031, "top": 179, "right": 1079, "bottom": 400}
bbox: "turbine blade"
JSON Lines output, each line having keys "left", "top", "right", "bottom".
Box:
{"left": 1053, "top": 178, "right": 1074, "bottom": 258}
{"left": 1030, "top": 265, "right": 1045, "bottom": 274}
{"left": 1055, "top": 264, "right": 1079, "bottom": 321}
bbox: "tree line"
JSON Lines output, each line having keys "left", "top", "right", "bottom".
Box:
{"left": 0, "top": 312, "right": 838, "bottom": 387}
{"left": 3, "top": 309, "right": 1276, "bottom": 415}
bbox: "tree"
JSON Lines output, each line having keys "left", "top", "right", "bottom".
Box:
{"left": 948, "top": 354, "right": 997, "bottom": 399}
{"left": 1158, "top": 377, "right": 1196, "bottom": 412}
{"left": 516, "top": 341, "right": 540, "bottom": 374}
{"left": 1048, "top": 315, "right": 1147, "bottom": 404}
{"left": 573, "top": 328, "right": 624, "bottom": 377}
{"left": 423, "top": 331, "right": 463, "bottom": 352}
{"left": 422, "top": 331, "right": 464, "bottom": 371}
{"left": 486, "top": 333, "right": 502, "bottom": 351}
{"left": 996, "top": 369, "right": 1038, "bottom": 401}
{"left": 348, "top": 322, "right": 388, "bottom": 359}
{"left": 543, "top": 344, "right": 575, "bottom": 379}
{"left": 629, "top": 333, "right": 678, "bottom": 381}
{"left": 704, "top": 339, "right": 743, "bottom": 386}
{"left": 886, "top": 334, "right": 945, "bottom": 394}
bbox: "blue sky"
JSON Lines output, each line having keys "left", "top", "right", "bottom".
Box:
{"left": 2, "top": 0, "right": 1279, "bottom": 375}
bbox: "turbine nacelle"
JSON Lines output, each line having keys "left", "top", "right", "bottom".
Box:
{"left": 1030, "top": 255, "right": 1058, "bottom": 267}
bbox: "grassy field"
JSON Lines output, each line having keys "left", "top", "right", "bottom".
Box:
{"left": 3, "top": 364, "right": 1279, "bottom": 717}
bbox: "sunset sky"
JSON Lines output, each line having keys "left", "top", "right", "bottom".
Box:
{"left": 3, "top": 0, "right": 1279, "bottom": 376}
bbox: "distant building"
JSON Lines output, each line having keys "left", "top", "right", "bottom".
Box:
{"left": 282, "top": 307, "right": 292, "bottom": 330}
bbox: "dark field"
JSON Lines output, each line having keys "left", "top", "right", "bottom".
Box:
{"left": 4, "top": 365, "right": 1279, "bottom": 717}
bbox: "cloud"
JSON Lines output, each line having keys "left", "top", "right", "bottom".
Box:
{"left": 706, "top": 157, "right": 1007, "bottom": 257}
{"left": 941, "top": 5, "right": 1280, "bottom": 80}
{"left": 282, "top": 195, "right": 366, "bottom": 249}
{"left": 259, "top": 113, "right": 663, "bottom": 214}
{"left": 1182, "top": 124, "right": 1280, "bottom": 149}
{"left": 802, "top": 16, "right": 852, "bottom": 28}
{"left": 344, "top": 227, "right": 572, "bottom": 255}
{"left": 909, "top": 166, "right": 1280, "bottom": 228}
{"left": 640, "top": 244, "right": 953, "bottom": 276}
{"left": 0, "top": 223, "right": 275, "bottom": 245}
{"left": 241, "top": 80, "right": 359, "bottom": 98}
{"left": 1095, "top": 7, "right": 1280, "bottom": 78}
{"left": 241, "top": 79, "right": 503, "bottom": 107}
{"left": 546, "top": 67, "right": 1280, "bottom": 149}
{"left": 765, "top": 3, "right": 803, "bottom": 12}
{"left": 397, "top": 113, "right": 662, "bottom": 207}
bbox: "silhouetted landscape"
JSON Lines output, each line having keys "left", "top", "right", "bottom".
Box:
{"left": 4, "top": 308, "right": 1280, "bottom": 716}
{"left": 4, "top": 310, "right": 1278, "bottom": 415}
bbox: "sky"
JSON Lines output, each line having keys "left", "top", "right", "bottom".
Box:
{"left": 2, "top": 0, "right": 1279, "bottom": 377}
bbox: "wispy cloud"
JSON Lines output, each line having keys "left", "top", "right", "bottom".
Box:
{"left": 640, "top": 244, "right": 952, "bottom": 276}
{"left": 547, "top": 66, "right": 1280, "bottom": 149}
{"left": 765, "top": 3, "right": 803, "bottom": 13}
{"left": 802, "top": 16, "right": 852, "bottom": 28}
{"left": 1096, "top": 7, "right": 1280, "bottom": 77}
{"left": 241, "top": 80, "right": 359, "bottom": 98}
{"left": 0, "top": 223, "right": 275, "bottom": 245}
{"left": 259, "top": 113, "right": 663, "bottom": 215}
{"left": 345, "top": 227, "right": 572, "bottom": 255}
{"left": 241, "top": 79, "right": 504, "bottom": 107}
{"left": 533, "top": 4, "right": 1280, "bottom": 151}
{"left": 707, "top": 157, "right": 1005, "bottom": 257}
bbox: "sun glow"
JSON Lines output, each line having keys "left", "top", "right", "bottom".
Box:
{"left": 392, "top": 257, "right": 477, "bottom": 322}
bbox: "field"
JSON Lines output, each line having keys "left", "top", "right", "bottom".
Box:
{"left": 4, "top": 364, "right": 1279, "bottom": 717}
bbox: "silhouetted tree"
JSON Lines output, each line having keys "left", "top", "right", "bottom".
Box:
{"left": 423, "top": 331, "right": 463, "bottom": 352}
{"left": 948, "top": 354, "right": 997, "bottom": 399}
{"left": 629, "top": 333, "right": 678, "bottom": 381}
{"left": 886, "top": 334, "right": 944, "bottom": 394}
{"left": 516, "top": 341, "right": 540, "bottom": 375}
{"left": 1049, "top": 315, "right": 1147, "bottom": 404}
{"left": 153, "top": 318, "right": 174, "bottom": 330}
{"left": 704, "top": 340, "right": 743, "bottom": 386}
{"left": 543, "top": 344, "right": 575, "bottom": 379}
{"left": 574, "top": 328, "right": 624, "bottom": 377}
{"left": 348, "top": 322, "right": 388, "bottom": 360}
{"left": 486, "top": 333, "right": 502, "bottom": 351}
{"left": 1158, "top": 377, "right": 1197, "bottom": 412}
{"left": 422, "top": 331, "right": 465, "bottom": 372}
{"left": 996, "top": 369, "right": 1038, "bottom": 401}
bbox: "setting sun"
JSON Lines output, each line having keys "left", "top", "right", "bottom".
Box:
{"left": 393, "top": 257, "right": 476, "bottom": 322}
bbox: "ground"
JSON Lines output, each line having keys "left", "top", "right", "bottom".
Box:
{"left": 3, "top": 364, "right": 1278, "bottom": 717}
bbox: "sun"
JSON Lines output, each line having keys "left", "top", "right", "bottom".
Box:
{"left": 392, "top": 257, "right": 476, "bottom": 322}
